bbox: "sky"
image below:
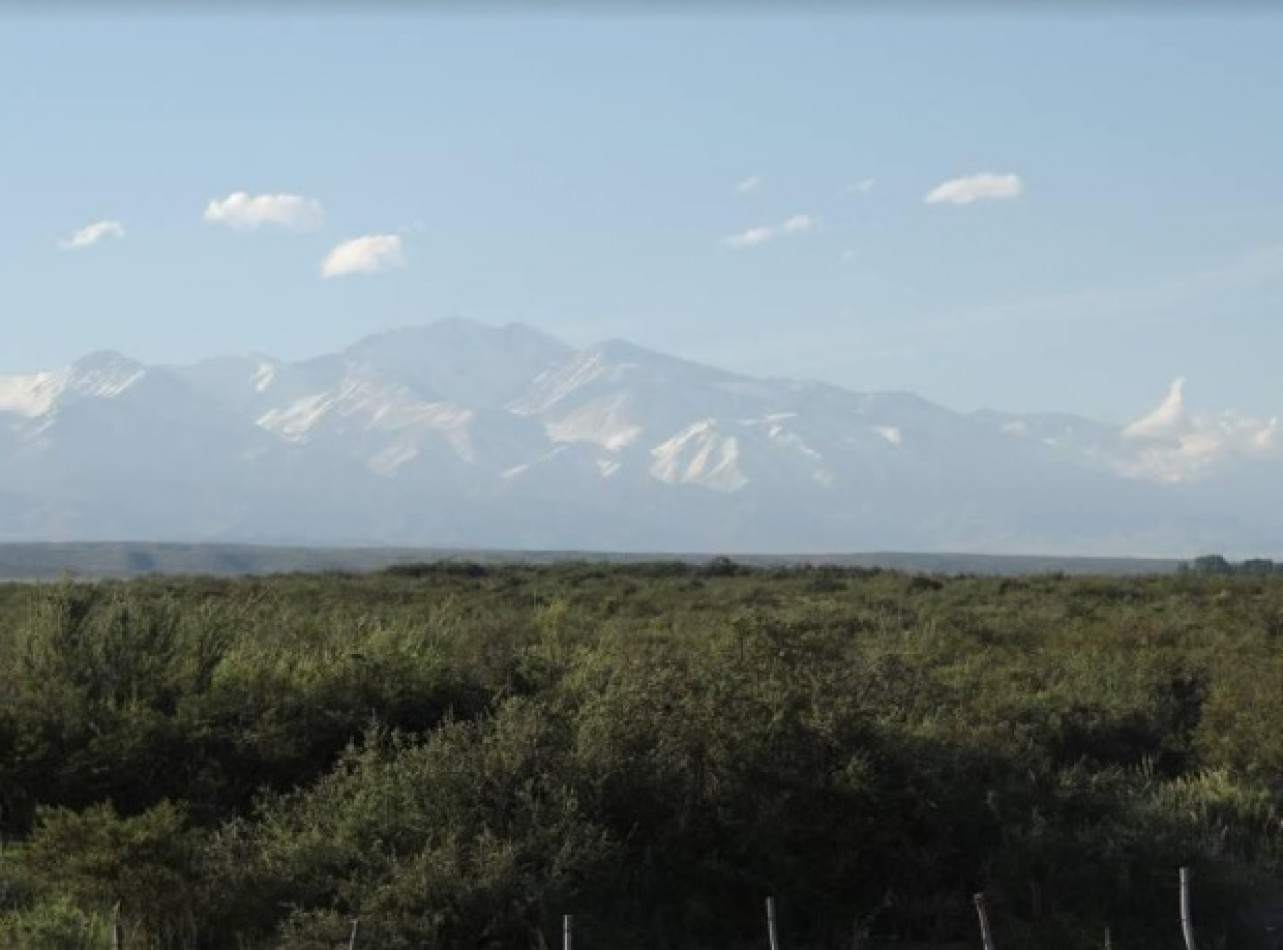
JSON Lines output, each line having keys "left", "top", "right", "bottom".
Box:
{"left": 1, "top": 8, "right": 1281, "bottom": 423}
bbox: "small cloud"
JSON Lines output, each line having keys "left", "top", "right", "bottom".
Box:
{"left": 204, "top": 191, "right": 324, "bottom": 231}
{"left": 845, "top": 178, "right": 876, "bottom": 195}
{"left": 735, "top": 175, "right": 762, "bottom": 194}
{"left": 722, "top": 213, "right": 816, "bottom": 250}
{"left": 321, "top": 234, "right": 405, "bottom": 278}
{"left": 924, "top": 172, "right": 1023, "bottom": 206}
{"left": 59, "top": 220, "right": 124, "bottom": 250}
{"left": 724, "top": 227, "right": 775, "bottom": 250}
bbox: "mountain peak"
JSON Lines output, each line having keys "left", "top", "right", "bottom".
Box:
{"left": 70, "top": 349, "right": 141, "bottom": 373}
{"left": 576, "top": 338, "right": 752, "bottom": 387}
{"left": 347, "top": 318, "right": 570, "bottom": 354}
{"left": 336, "top": 319, "right": 573, "bottom": 408}
{"left": 64, "top": 350, "right": 148, "bottom": 399}
{"left": 581, "top": 337, "right": 682, "bottom": 368}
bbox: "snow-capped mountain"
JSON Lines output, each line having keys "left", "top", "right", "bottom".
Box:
{"left": 0, "top": 319, "right": 1278, "bottom": 556}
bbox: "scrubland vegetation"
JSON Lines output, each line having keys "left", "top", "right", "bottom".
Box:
{"left": 1, "top": 562, "right": 1282, "bottom": 948}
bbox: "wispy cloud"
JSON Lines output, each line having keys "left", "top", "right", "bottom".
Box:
{"left": 845, "top": 178, "right": 876, "bottom": 195}
{"left": 204, "top": 192, "right": 324, "bottom": 231}
{"left": 321, "top": 234, "right": 405, "bottom": 279}
{"left": 735, "top": 175, "right": 762, "bottom": 195}
{"left": 723, "top": 213, "right": 815, "bottom": 250}
{"left": 924, "top": 172, "right": 1023, "bottom": 206}
{"left": 911, "top": 243, "right": 1283, "bottom": 338}
{"left": 59, "top": 220, "right": 124, "bottom": 250}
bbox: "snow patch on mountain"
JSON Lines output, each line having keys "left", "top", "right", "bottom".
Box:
{"left": 750, "top": 413, "right": 825, "bottom": 462}
{"left": 0, "top": 373, "right": 60, "bottom": 417}
{"left": 542, "top": 393, "right": 644, "bottom": 451}
{"left": 369, "top": 442, "right": 420, "bottom": 477}
{"left": 258, "top": 394, "right": 334, "bottom": 442}
{"left": 0, "top": 352, "right": 149, "bottom": 419}
{"left": 252, "top": 361, "right": 277, "bottom": 393}
{"left": 650, "top": 419, "right": 749, "bottom": 493}
{"left": 872, "top": 425, "right": 903, "bottom": 447}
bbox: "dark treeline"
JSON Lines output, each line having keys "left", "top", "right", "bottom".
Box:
{"left": 1183, "top": 554, "right": 1283, "bottom": 575}
{"left": 1, "top": 563, "right": 1283, "bottom": 948}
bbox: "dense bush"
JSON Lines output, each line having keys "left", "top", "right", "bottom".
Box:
{"left": 0, "top": 567, "right": 1281, "bottom": 947}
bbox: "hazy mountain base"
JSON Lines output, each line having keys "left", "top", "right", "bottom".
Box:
{"left": 0, "top": 541, "right": 1184, "bottom": 581}
{"left": 1, "top": 565, "right": 1282, "bottom": 948}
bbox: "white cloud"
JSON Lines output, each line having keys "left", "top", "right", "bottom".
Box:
{"left": 59, "top": 220, "right": 124, "bottom": 250}
{"left": 724, "top": 227, "right": 775, "bottom": 250}
{"left": 924, "top": 172, "right": 1023, "bottom": 206}
{"left": 723, "top": 214, "right": 816, "bottom": 250}
{"left": 1124, "top": 378, "right": 1187, "bottom": 439}
{"left": 321, "top": 234, "right": 405, "bottom": 278}
{"left": 845, "top": 178, "right": 876, "bottom": 195}
{"left": 735, "top": 175, "right": 762, "bottom": 194}
{"left": 1120, "top": 378, "right": 1281, "bottom": 482}
{"left": 204, "top": 191, "right": 324, "bottom": 231}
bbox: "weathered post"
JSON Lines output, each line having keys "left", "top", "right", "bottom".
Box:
{"left": 348, "top": 917, "right": 359, "bottom": 950}
{"left": 766, "top": 897, "right": 781, "bottom": 950}
{"left": 111, "top": 901, "right": 123, "bottom": 950}
{"left": 1180, "top": 867, "right": 1198, "bottom": 950}
{"left": 974, "top": 892, "right": 997, "bottom": 950}
{"left": 563, "top": 913, "right": 573, "bottom": 950}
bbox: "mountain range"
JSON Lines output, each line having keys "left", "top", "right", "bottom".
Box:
{"left": 0, "top": 319, "right": 1278, "bottom": 556}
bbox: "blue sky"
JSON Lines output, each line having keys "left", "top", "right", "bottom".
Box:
{"left": 1, "top": 9, "right": 1280, "bottom": 422}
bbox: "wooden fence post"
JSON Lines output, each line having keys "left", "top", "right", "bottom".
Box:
{"left": 347, "top": 917, "right": 359, "bottom": 950}
{"left": 766, "top": 897, "right": 781, "bottom": 950}
{"left": 973, "top": 892, "right": 997, "bottom": 950}
{"left": 563, "top": 913, "right": 573, "bottom": 950}
{"left": 1180, "top": 867, "right": 1198, "bottom": 950}
{"left": 111, "top": 901, "right": 123, "bottom": 950}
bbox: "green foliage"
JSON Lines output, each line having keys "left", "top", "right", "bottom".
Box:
{"left": 0, "top": 895, "right": 112, "bottom": 950}
{"left": 255, "top": 704, "right": 614, "bottom": 949}
{"left": 12, "top": 801, "right": 204, "bottom": 946}
{"left": 0, "top": 567, "right": 1281, "bottom": 947}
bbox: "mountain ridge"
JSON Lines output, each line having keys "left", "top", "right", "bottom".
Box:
{"left": 1, "top": 319, "right": 1278, "bottom": 557}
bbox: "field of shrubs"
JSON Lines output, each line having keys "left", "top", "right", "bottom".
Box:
{"left": 2, "top": 561, "right": 1282, "bottom": 948}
